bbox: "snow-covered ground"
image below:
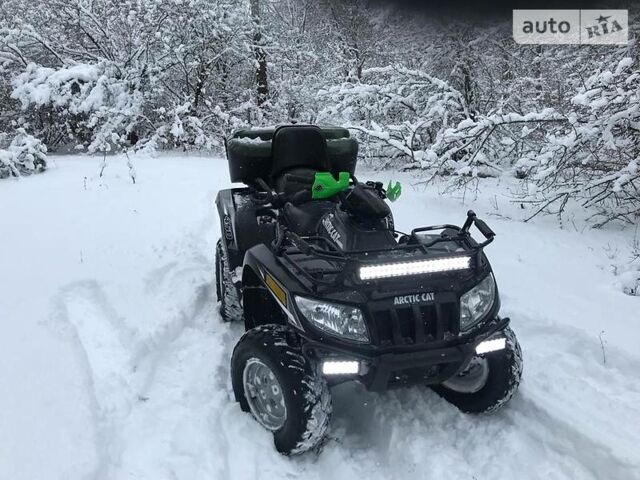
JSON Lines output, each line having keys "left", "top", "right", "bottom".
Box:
{"left": 1, "top": 154, "right": 639, "bottom": 480}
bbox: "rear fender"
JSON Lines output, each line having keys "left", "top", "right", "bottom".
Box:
{"left": 215, "top": 188, "right": 243, "bottom": 269}
{"left": 215, "top": 188, "right": 277, "bottom": 271}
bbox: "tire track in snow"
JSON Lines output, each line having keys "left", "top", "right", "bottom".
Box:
{"left": 509, "top": 395, "right": 639, "bottom": 480}
{"left": 51, "top": 244, "right": 216, "bottom": 479}
{"left": 52, "top": 280, "right": 139, "bottom": 480}
{"left": 133, "top": 277, "right": 213, "bottom": 398}
{"left": 513, "top": 312, "right": 640, "bottom": 474}
{"left": 203, "top": 322, "right": 241, "bottom": 480}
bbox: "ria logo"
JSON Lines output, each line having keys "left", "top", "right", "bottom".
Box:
{"left": 393, "top": 292, "right": 435, "bottom": 306}
{"left": 584, "top": 14, "right": 624, "bottom": 39}
{"left": 322, "top": 215, "right": 343, "bottom": 249}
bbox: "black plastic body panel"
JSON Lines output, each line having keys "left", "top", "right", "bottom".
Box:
{"left": 241, "top": 240, "right": 504, "bottom": 391}
{"left": 215, "top": 188, "right": 277, "bottom": 270}
{"left": 318, "top": 209, "right": 396, "bottom": 251}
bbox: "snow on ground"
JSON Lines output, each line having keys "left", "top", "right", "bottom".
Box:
{"left": 1, "top": 154, "right": 639, "bottom": 480}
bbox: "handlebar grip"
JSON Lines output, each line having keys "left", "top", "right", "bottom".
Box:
{"left": 286, "top": 230, "right": 312, "bottom": 254}
{"left": 284, "top": 173, "right": 315, "bottom": 185}
{"left": 474, "top": 217, "right": 495, "bottom": 239}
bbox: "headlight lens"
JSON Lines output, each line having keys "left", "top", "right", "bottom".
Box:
{"left": 460, "top": 273, "right": 496, "bottom": 331}
{"left": 294, "top": 296, "right": 369, "bottom": 343}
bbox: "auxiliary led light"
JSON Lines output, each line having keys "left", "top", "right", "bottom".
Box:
{"left": 475, "top": 337, "right": 506, "bottom": 355}
{"left": 359, "top": 256, "right": 471, "bottom": 280}
{"left": 321, "top": 360, "right": 360, "bottom": 375}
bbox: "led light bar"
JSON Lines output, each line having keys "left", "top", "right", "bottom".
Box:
{"left": 322, "top": 360, "right": 360, "bottom": 375}
{"left": 359, "top": 256, "right": 471, "bottom": 280}
{"left": 476, "top": 337, "right": 506, "bottom": 355}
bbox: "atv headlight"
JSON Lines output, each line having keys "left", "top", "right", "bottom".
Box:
{"left": 294, "top": 296, "right": 369, "bottom": 343}
{"left": 359, "top": 256, "right": 471, "bottom": 280}
{"left": 460, "top": 273, "right": 496, "bottom": 331}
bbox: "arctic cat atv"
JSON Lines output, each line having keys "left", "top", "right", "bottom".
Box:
{"left": 215, "top": 124, "right": 523, "bottom": 455}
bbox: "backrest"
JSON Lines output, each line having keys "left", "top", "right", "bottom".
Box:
{"left": 270, "top": 125, "right": 329, "bottom": 179}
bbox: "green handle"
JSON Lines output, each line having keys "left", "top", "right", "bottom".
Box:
{"left": 387, "top": 180, "right": 402, "bottom": 202}
{"left": 312, "top": 171, "right": 350, "bottom": 199}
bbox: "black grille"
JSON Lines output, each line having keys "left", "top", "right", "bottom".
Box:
{"left": 371, "top": 302, "right": 459, "bottom": 346}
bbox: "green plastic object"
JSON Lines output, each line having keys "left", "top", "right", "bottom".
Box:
{"left": 387, "top": 180, "right": 402, "bottom": 202}
{"left": 312, "top": 171, "right": 350, "bottom": 199}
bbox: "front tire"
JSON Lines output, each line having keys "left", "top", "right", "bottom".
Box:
{"left": 433, "top": 326, "right": 523, "bottom": 413}
{"left": 231, "top": 325, "right": 332, "bottom": 455}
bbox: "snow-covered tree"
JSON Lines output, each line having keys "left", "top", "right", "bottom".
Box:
{"left": 1, "top": 0, "right": 638, "bottom": 227}
{"left": 0, "top": 128, "right": 47, "bottom": 178}
{"left": 1, "top": 0, "right": 254, "bottom": 152}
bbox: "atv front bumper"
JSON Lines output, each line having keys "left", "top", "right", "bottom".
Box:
{"left": 302, "top": 317, "right": 510, "bottom": 392}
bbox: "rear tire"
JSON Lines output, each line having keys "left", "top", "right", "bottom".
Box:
{"left": 231, "top": 324, "right": 332, "bottom": 455}
{"left": 432, "top": 326, "right": 523, "bottom": 413}
{"left": 215, "top": 239, "right": 242, "bottom": 322}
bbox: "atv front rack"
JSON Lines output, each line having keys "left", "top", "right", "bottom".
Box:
{"left": 273, "top": 210, "right": 495, "bottom": 293}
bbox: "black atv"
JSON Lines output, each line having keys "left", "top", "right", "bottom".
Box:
{"left": 215, "top": 125, "right": 523, "bottom": 455}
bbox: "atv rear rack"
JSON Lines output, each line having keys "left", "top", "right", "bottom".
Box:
{"left": 273, "top": 210, "right": 495, "bottom": 293}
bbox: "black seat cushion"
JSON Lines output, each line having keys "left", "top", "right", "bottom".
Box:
{"left": 283, "top": 201, "right": 335, "bottom": 236}
{"left": 274, "top": 167, "right": 316, "bottom": 196}
{"left": 271, "top": 126, "right": 329, "bottom": 180}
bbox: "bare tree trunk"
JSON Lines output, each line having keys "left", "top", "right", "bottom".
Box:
{"left": 250, "top": 0, "right": 268, "bottom": 107}
{"left": 461, "top": 63, "right": 475, "bottom": 120}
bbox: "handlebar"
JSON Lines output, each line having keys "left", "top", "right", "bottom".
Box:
{"left": 283, "top": 173, "right": 315, "bottom": 185}
{"left": 250, "top": 174, "right": 359, "bottom": 209}
{"left": 473, "top": 216, "right": 495, "bottom": 239}
{"left": 461, "top": 210, "right": 495, "bottom": 247}
{"left": 249, "top": 177, "right": 313, "bottom": 208}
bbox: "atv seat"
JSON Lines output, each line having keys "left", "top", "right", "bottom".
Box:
{"left": 269, "top": 126, "right": 338, "bottom": 236}
{"left": 274, "top": 167, "right": 316, "bottom": 196}
{"left": 271, "top": 125, "right": 329, "bottom": 193}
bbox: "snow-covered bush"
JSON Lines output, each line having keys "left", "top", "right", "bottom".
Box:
{"left": 0, "top": 129, "right": 47, "bottom": 178}
{"left": 318, "top": 66, "right": 566, "bottom": 179}
{"left": 609, "top": 233, "right": 640, "bottom": 296}
{"left": 318, "top": 66, "right": 468, "bottom": 168}
{"left": 519, "top": 57, "right": 640, "bottom": 226}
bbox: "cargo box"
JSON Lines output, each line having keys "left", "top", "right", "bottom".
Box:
{"left": 225, "top": 125, "right": 358, "bottom": 183}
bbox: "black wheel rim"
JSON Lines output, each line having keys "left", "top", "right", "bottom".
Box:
{"left": 441, "top": 356, "right": 489, "bottom": 394}
{"left": 242, "top": 358, "right": 287, "bottom": 431}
